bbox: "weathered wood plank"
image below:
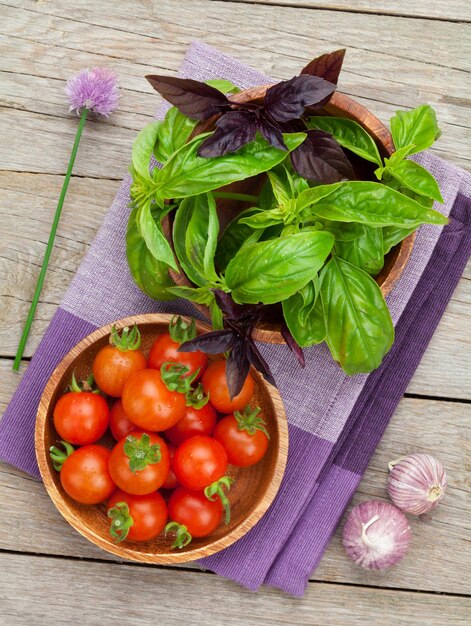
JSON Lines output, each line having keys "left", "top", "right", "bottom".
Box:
{"left": 222, "top": 0, "right": 471, "bottom": 22}
{"left": 0, "top": 1, "right": 470, "bottom": 169}
{"left": 1, "top": 552, "right": 470, "bottom": 626}
{"left": 1, "top": 384, "right": 469, "bottom": 595}
{"left": 1, "top": 172, "right": 469, "bottom": 397}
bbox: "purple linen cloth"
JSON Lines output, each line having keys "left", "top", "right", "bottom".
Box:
{"left": 0, "top": 41, "right": 469, "bottom": 595}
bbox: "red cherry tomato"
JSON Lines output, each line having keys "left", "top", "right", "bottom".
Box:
{"left": 165, "top": 403, "right": 217, "bottom": 446}
{"left": 109, "top": 400, "right": 136, "bottom": 441}
{"left": 122, "top": 369, "right": 186, "bottom": 431}
{"left": 173, "top": 436, "right": 227, "bottom": 491}
{"left": 108, "top": 489, "right": 167, "bottom": 542}
{"left": 202, "top": 361, "right": 254, "bottom": 414}
{"left": 108, "top": 431, "right": 170, "bottom": 495}
{"left": 53, "top": 390, "right": 109, "bottom": 446}
{"left": 161, "top": 443, "right": 179, "bottom": 490}
{"left": 60, "top": 445, "right": 115, "bottom": 504}
{"left": 214, "top": 408, "right": 269, "bottom": 467}
{"left": 147, "top": 318, "right": 207, "bottom": 380}
{"left": 168, "top": 488, "right": 222, "bottom": 537}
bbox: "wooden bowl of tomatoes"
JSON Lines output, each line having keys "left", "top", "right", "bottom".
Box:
{"left": 35, "top": 313, "right": 288, "bottom": 563}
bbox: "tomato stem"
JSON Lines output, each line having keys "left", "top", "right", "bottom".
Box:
{"left": 234, "top": 405, "right": 269, "bottom": 439}
{"left": 110, "top": 324, "right": 142, "bottom": 352}
{"left": 49, "top": 440, "right": 75, "bottom": 471}
{"left": 165, "top": 521, "right": 192, "bottom": 549}
{"left": 168, "top": 315, "right": 197, "bottom": 344}
{"left": 185, "top": 383, "right": 210, "bottom": 409}
{"left": 204, "top": 476, "right": 235, "bottom": 525}
{"left": 108, "top": 502, "right": 134, "bottom": 542}
{"left": 124, "top": 433, "right": 162, "bottom": 473}
{"left": 161, "top": 362, "right": 200, "bottom": 394}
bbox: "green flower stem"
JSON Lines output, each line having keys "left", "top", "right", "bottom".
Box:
{"left": 13, "top": 108, "right": 89, "bottom": 371}
{"left": 212, "top": 191, "right": 259, "bottom": 203}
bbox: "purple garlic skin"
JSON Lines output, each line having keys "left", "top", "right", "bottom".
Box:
{"left": 388, "top": 453, "right": 447, "bottom": 515}
{"left": 342, "top": 500, "right": 411, "bottom": 570}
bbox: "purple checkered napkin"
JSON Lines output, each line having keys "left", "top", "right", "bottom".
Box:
{"left": 0, "top": 41, "right": 469, "bottom": 596}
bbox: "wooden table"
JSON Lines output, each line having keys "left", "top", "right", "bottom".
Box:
{"left": 1, "top": 1, "right": 470, "bottom": 623}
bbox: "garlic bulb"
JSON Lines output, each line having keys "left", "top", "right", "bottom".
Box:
{"left": 342, "top": 500, "right": 411, "bottom": 570}
{"left": 388, "top": 454, "right": 447, "bottom": 515}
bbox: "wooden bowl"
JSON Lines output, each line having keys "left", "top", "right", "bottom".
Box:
{"left": 35, "top": 314, "right": 288, "bottom": 564}
{"left": 162, "top": 86, "right": 416, "bottom": 343}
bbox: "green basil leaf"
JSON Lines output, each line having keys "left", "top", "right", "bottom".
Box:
{"left": 156, "top": 132, "right": 307, "bottom": 200}
{"left": 172, "top": 194, "right": 218, "bottom": 286}
{"left": 334, "top": 226, "right": 384, "bottom": 275}
{"left": 282, "top": 288, "right": 326, "bottom": 347}
{"left": 154, "top": 107, "right": 198, "bottom": 165}
{"left": 225, "top": 231, "right": 334, "bottom": 304}
{"left": 215, "top": 207, "right": 263, "bottom": 272}
{"left": 132, "top": 121, "right": 161, "bottom": 179}
{"left": 321, "top": 257, "right": 394, "bottom": 375}
{"left": 137, "top": 199, "right": 177, "bottom": 270}
{"left": 267, "top": 167, "right": 293, "bottom": 206}
{"left": 166, "top": 285, "right": 212, "bottom": 304}
{"left": 382, "top": 225, "right": 418, "bottom": 255}
{"left": 258, "top": 178, "right": 276, "bottom": 211}
{"left": 315, "top": 219, "right": 365, "bottom": 242}
{"left": 209, "top": 299, "right": 224, "bottom": 329}
{"left": 387, "top": 159, "right": 444, "bottom": 203}
{"left": 383, "top": 178, "right": 434, "bottom": 208}
{"left": 306, "top": 116, "right": 382, "bottom": 166}
{"left": 300, "top": 181, "right": 448, "bottom": 227}
{"left": 126, "top": 206, "right": 176, "bottom": 301}
{"left": 186, "top": 193, "right": 219, "bottom": 283}
{"left": 239, "top": 208, "right": 285, "bottom": 229}
{"left": 390, "top": 105, "right": 441, "bottom": 154}
{"left": 205, "top": 79, "right": 240, "bottom": 94}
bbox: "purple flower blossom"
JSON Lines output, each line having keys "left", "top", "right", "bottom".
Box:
{"left": 65, "top": 67, "right": 119, "bottom": 116}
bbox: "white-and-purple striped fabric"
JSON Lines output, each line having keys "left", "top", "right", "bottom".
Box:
{"left": 1, "top": 41, "right": 470, "bottom": 596}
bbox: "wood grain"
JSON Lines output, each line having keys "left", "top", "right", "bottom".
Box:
{"left": 36, "top": 314, "right": 288, "bottom": 564}
{"left": 1, "top": 552, "right": 470, "bottom": 626}
{"left": 1, "top": 0, "right": 470, "bottom": 172}
{"left": 0, "top": 0, "right": 470, "bottom": 614}
{"left": 2, "top": 390, "right": 469, "bottom": 595}
{"left": 221, "top": 0, "right": 471, "bottom": 22}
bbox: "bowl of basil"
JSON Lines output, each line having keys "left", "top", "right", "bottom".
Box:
{"left": 126, "top": 49, "right": 447, "bottom": 398}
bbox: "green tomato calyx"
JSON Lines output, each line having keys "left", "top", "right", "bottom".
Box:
{"left": 169, "top": 315, "right": 197, "bottom": 344}
{"left": 185, "top": 383, "right": 210, "bottom": 409}
{"left": 110, "top": 324, "right": 142, "bottom": 352}
{"left": 49, "top": 440, "right": 75, "bottom": 471}
{"left": 124, "top": 433, "right": 161, "bottom": 473}
{"left": 204, "top": 476, "right": 235, "bottom": 525}
{"left": 108, "top": 502, "right": 134, "bottom": 543}
{"left": 165, "top": 521, "right": 192, "bottom": 549}
{"left": 234, "top": 406, "right": 269, "bottom": 439}
{"left": 161, "top": 362, "right": 200, "bottom": 394}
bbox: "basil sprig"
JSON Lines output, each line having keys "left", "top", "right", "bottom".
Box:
{"left": 125, "top": 54, "right": 447, "bottom": 384}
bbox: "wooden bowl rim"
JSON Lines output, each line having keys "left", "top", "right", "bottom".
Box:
{"left": 164, "top": 86, "right": 416, "bottom": 343}
{"left": 35, "top": 313, "right": 289, "bottom": 564}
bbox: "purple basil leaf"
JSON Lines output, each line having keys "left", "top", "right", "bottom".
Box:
{"left": 179, "top": 330, "right": 236, "bottom": 354}
{"left": 264, "top": 75, "right": 336, "bottom": 123}
{"left": 226, "top": 340, "right": 251, "bottom": 398}
{"left": 246, "top": 339, "right": 276, "bottom": 387}
{"left": 291, "top": 129, "right": 354, "bottom": 183}
{"left": 145, "top": 75, "right": 230, "bottom": 121}
{"left": 281, "top": 324, "right": 306, "bottom": 368}
{"left": 257, "top": 114, "right": 287, "bottom": 151}
{"left": 301, "top": 49, "right": 346, "bottom": 85}
{"left": 198, "top": 110, "right": 257, "bottom": 157}
{"left": 213, "top": 290, "right": 247, "bottom": 320}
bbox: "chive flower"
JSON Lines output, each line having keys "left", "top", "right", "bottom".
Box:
{"left": 13, "top": 67, "right": 119, "bottom": 370}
